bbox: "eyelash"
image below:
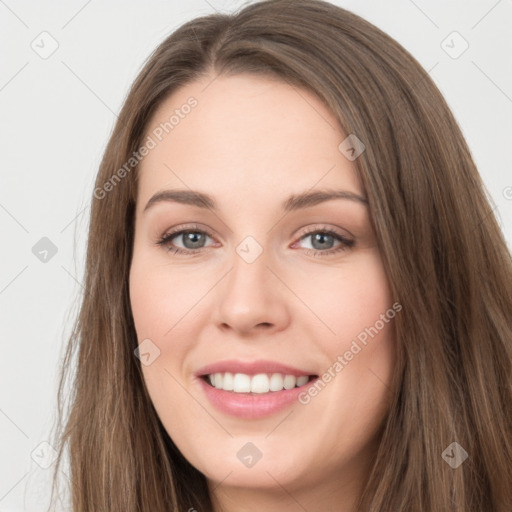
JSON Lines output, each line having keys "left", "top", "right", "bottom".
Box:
{"left": 155, "top": 223, "right": 354, "bottom": 257}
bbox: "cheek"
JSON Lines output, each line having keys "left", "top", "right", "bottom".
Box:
{"left": 129, "top": 259, "right": 200, "bottom": 435}
{"left": 293, "top": 250, "right": 393, "bottom": 342}
{"left": 129, "top": 259, "right": 197, "bottom": 413}
{"left": 129, "top": 257, "right": 206, "bottom": 338}
{"left": 298, "top": 249, "right": 396, "bottom": 414}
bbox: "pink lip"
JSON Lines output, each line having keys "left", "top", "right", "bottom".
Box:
{"left": 195, "top": 359, "right": 316, "bottom": 378}
{"left": 194, "top": 359, "right": 319, "bottom": 420}
{"left": 197, "top": 375, "right": 318, "bottom": 419}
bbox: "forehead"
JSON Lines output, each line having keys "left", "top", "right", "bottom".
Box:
{"left": 136, "top": 74, "right": 363, "bottom": 213}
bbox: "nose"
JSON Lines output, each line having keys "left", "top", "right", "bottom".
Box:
{"left": 212, "top": 245, "right": 290, "bottom": 337}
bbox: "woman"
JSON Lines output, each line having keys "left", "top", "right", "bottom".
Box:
{"left": 49, "top": 0, "right": 512, "bottom": 510}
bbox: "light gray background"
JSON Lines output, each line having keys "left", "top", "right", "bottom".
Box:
{"left": 1, "top": 1, "right": 511, "bottom": 510}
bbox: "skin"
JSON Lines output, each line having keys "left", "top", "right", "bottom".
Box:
{"left": 129, "top": 73, "right": 397, "bottom": 512}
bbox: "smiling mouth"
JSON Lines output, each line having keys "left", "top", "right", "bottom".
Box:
{"left": 201, "top": 372, "right": 318, "bottom": 394}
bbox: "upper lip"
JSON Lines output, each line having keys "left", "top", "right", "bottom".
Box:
{"left": 196, "top": 359, "right": 318, "bottom": 377}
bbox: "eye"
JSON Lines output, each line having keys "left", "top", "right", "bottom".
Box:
{"left": 155, "top": 224, "right": 354, "bottom": 257}
{"left": 156, "top": 223, "right": 216, "bottom": 255}
{"left": 292, "top": 226, "right": 354, "bottom": 257}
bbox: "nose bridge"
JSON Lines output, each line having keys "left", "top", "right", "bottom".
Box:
{"left": 212, "top": 232, "right": 288, "bottom": 333}
{"left": 226, "top": 233, "right": 272, "bottom": 304}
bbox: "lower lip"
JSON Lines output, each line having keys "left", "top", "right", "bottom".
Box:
{"left": 197, "top": 376, "right": 318, "bottom": 419}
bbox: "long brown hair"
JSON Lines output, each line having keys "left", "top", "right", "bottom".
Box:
{"left": 48, "top": 0, "right": 512, "bottom": 510}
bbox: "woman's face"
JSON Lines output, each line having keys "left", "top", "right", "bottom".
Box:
{"left": 129, "top": 73, "right": 397, "bottom": 509}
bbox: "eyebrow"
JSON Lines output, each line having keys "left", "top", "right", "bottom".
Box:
{"left": 143, "top": 188, "right": 368, "bottom": 214}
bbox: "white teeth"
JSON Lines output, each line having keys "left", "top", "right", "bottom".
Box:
{"left": 233, "top": 373, "right": 251, "bottom": 392}
{"left": 296, "top": 375, "right": 309, "bottom": 386}
{"left": 206, "top": 372, "right": 312, "bottom": 393}
{"left": 214, "top": 372, "right": 223, "bottom": 390}
{"left": 250, "top": 374, "right": 269, "bottom": 393}
{"left": 269, "top": 373, "right": 284, "bottom": 391}
{"left": 222, "top": 372, "right": 234, "bottom": 391}
{"left": 283, "top": 375, "right": 296, "bottom": 389}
